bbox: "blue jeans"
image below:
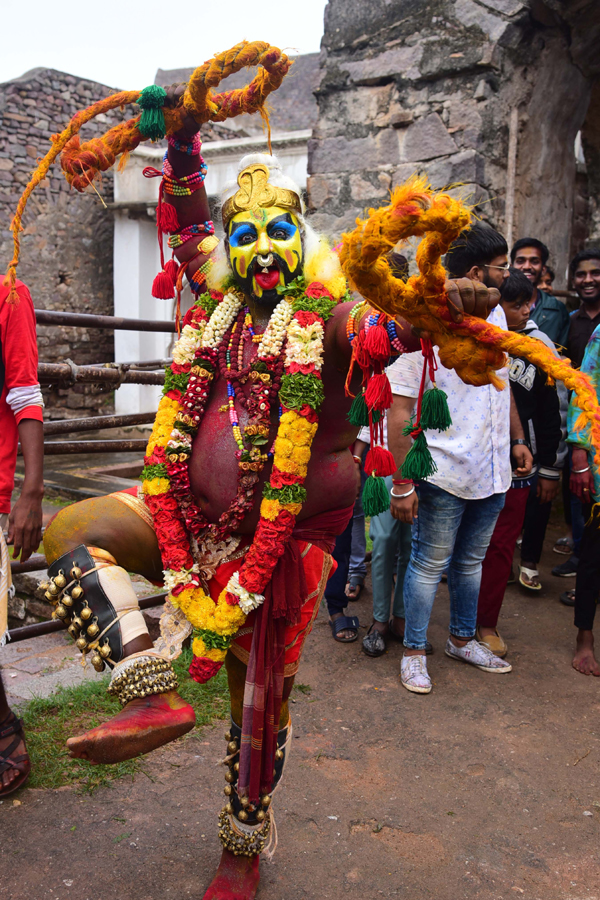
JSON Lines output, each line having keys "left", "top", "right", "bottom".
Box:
{"left": 348, "top": 468, "right": 367, "bottom": 585}
{"left": 370, "top": 477, "right": 411, "bottom": 622}
{"left": 403, "top": 482, "right": 506, "bottom": 650}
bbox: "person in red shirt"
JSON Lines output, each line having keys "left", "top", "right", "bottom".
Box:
{"left": 0, "top": 278, "right": 44, "bottom": 796}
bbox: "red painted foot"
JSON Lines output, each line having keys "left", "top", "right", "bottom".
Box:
{"left": 202, "top": 849, "right": 260, "bottom": 900}
{"left": 66, "top": 690, "right": 195, "bottom": 764}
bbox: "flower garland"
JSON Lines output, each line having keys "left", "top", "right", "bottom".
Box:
{"left": 142, "top": 277, "right": 339, "bottom": 683}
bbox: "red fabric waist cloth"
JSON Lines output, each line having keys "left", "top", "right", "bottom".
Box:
{"left": 114, "top": 485, "right": 353, "bottom": 803}
{"left": 203, "top": 502, "right": 354, "bottom": 803}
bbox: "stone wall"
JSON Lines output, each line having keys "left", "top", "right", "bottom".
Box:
{"left": 0, "top": 68, "right": 137, "bottom": 417}
{"left": 309, "top": 0, "right": 600, "bottom": 286}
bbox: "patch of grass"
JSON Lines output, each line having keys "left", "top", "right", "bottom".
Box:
{"left": 21, "top": 647, "right": 229, "bottom": 794}
{"left": 293, "top": 683, "right": 312, "bottom": 695}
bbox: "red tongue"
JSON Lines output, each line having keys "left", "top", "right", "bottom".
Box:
{"left": 255, "top": 267, "right": 280, "bottom": 291}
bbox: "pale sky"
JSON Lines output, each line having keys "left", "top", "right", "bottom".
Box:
{"left": 0, "top": 0, "right": 328, "bottom": 89}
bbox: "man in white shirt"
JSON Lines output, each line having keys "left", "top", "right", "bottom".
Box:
{"left": 387, "top": 223, "right": 532, "bottom": 694}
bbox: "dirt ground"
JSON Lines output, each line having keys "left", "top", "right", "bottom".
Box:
{"left": 2, "top": 514, "right": 599, "bottom": 900}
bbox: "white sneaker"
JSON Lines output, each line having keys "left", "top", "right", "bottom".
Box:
{"left": 444, "top": 638, "right": 512, "bottom": 673}
{"left": 401, "top": 654, "right": 432, "bottom": 693}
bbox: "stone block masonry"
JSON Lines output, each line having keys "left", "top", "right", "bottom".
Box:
{"left": 309, "top": 0, "right": 600, "bottom": 285}
{"left": 0, "top": 67, "right": 136, "bottom": 418}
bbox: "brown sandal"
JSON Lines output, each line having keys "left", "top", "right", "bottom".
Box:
{"left": 0, "top": 712, "right": 31, "bottom": 797}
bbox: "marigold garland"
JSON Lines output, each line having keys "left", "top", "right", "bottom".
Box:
{"left": 142, "top": 275, "right": 345, "bottom": 682}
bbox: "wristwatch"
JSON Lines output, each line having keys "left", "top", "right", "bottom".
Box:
{"left": 510, "top": 439, "right": 528, "bottom": 448}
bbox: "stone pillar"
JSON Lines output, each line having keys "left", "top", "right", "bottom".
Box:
{"left": 309, "top": 0, "right": 599, "bottom": 287}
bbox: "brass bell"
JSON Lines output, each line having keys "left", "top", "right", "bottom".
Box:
{"left": 67, "top": 623, "right": 80, "bottom": 638}
{"left": 225, "top": 771, "right": 235, "bottom": 784}
{"left": 237, "top": 810, "right": 248, "bottom": 822}
{"left": 70, "top": 565, "right": 82, "bottom": 580}
{"left": 99, "top": 643, "right": 111, "bottom": 659}
{"left": 234, "top": 762, "right": 240, "bottom": 773}
{"left": 240, "top": 796, "right": 249, "bottom": 808}
{"left": 80, "top": 605, "right": 92, "bottom": 621}
{"left": 54, "top": 573, "right": 67, "bottom": 589}
{"left": 39, "top": 581, "right": 50, "bottom": 592}
{"left": 256, "top": 809, "right": 266, "bottom": 823}
{"left": 224, "top": 785, "right": 233, "bottom": 797}
{"left": 275, "top": 748, "right": 284, "bottom": 761}
{"left": 62, "top": 594, "right": 74, "bottom": 608}
{"left": 55, "top": 604, "right": 68, "bottom": 619}
{"left": 72, "top": 616, "right": 83, "bottom": 630}
{"left": 86, "top": 621, "right": 100, "bottom": 638}
{"left": 261, "top": 794, "right": 271, "bottom": 808}
{"left": 225, "top": 803, "right": 234, "bottom": 815}
{"left": 71, "top": 585, "right": 84, "bottom": 601}
{"left": 48, "top": 582, "right": 60, "bottom": 596}
{"left": 45, "top": 590, "right": 57, "bottom": 603}
{"left": 224, "top": 731, "right": 232, "bottom": 741}
{"left": 227, "top": 740, "right": 238, "bottom": 754}
{"left": 91, "top": 654, "right": 104, "bottom": 672}
{"left": 76, "top": 637, "right": 88, "bottom": 652}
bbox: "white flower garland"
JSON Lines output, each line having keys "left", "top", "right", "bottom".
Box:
{"left": 257, "top": 298, "right": 294, "bottom": 359}
{"left": 201, "top": 292, "right": 242, "bottom": 350}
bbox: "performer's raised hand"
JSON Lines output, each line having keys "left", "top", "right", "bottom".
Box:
{"left": 163, "top": 83, "right": 201, "bottom": 139}
{"left": 445, "top": 278, "right": 500, "bottom": 323}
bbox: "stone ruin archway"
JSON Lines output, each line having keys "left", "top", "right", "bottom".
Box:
{"left": 308, "top": 0, "right": 600, "bottom": 287}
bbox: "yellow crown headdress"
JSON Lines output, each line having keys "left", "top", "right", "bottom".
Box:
{"left": 222, "top": 163, "right": 301, "bottom": 229}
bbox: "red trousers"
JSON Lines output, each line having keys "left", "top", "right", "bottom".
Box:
{"left": 477, "top": 486, "right": 530, "bottom": 629}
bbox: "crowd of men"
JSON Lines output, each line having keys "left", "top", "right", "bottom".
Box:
{"left": 326, "top": 229, "right": 600, "bottom": 693}
{"left": 1, "top": 221, "right": 600, "bottom": 797}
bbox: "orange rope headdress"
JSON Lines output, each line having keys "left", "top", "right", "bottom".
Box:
{"left": 340, "top": 175, "right": 600, "bottom": 469}
{"left": 3, "top": 41, "right": 292, "bottom": 302}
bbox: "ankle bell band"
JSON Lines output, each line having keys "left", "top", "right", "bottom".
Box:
{"left": 107, "top": 653, "right": 178, "bottom": 706}
{"left": 218, "top": 807, "right": 271, "bottom": 858}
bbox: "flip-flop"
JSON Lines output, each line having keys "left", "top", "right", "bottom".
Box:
{"left": 345, "top": 581, "right": 363, "bottom": 602}
{"left": 519, "top": 565, "right": 542, "bottom": 591}
{"left": 0, "top": 713, "right": 31, "bottom": 798}
{"left": 329, "top": 615, "right": 360, "bottom": 643}
{"left": 554, "top": 537, "right": 574, "bottom": 555}
{"left": 560, "top": 589, "right": 576, "bottom": 607}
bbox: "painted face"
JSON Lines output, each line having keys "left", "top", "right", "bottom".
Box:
{"left": 228, "top": 206, "right": 303, "bottom": 303}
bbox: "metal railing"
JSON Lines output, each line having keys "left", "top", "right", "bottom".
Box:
{"left": 10, "top": 308, "right": 174, "bottom": 638}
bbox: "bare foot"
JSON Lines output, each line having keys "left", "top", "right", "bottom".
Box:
{"left": 0, "top": 712, "right": 30, "bottom": 796}
{"left": 202, "top": 849, "right": 260, "bottom": 900}
{"left": 66, "top": 689, "right": 195, "bottom": 764}
{"left": 572, "top": 630, "right": 600, "bottom": 676}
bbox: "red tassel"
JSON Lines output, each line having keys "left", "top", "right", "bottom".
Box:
{"left": 364, "top": 324, "right": 391, "bottom": 361}
{"left": 365, "top": 373, "right": 392, "bottom": 411}
{"left": 352, "top": 329, "right": 371, "bottom": 370}
{"left": 163, "top": 258, "right": 179, "bottom": 284}
{"left": 365, "top": 445, "right": 397, "bottom": 477}
{"left": 158, "top": 201, "right": 179, "bottom": 233}
{"left": 152, "top": 269, "right": 176, "bottom": 299}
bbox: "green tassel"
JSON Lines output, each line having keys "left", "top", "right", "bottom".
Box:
{"left": 419, "top": 387, "right": 452, "bottom": 432}
{"left": 138, "top": 85, "right": 167, "bottom": 140}
{"left": 347, "top": 392, "right": 381, "bottom": 426}
{"left": 401, "top": 431, "right": 437, "bottom": 480}
{"left": 362, "top": 474, "right": 390, "bottom": 517}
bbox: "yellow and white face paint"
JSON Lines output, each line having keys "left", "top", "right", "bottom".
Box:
{"left": 228, "top": 206, "right": 303, "bottom": 301}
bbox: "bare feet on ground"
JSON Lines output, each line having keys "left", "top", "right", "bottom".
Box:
{"left": 572, "top": 630, "right": 600, "bottom": 676}
{"left": 66, "top": 690, "right": 196, "bottom": 764}
{"left": 202, "top": 849, "right": 260, "bottom": 900}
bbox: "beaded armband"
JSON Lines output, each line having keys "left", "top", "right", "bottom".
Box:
{"left": 167, "top": 134, "right": 202, "bottom": 156}
{"left": 107, "top": 654, "right": 178, "bottom": 706}
{"left": 168, "top": 222, "right": 215, "bottom": 249}
{"left": 386, "top": 319, "right": 409, "bottom": 355}
{"left": 162, "top": 153, "right": 208, "bottom": 196}
{"left": 345, "top": 301, "right": 369, "bottom": 346}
